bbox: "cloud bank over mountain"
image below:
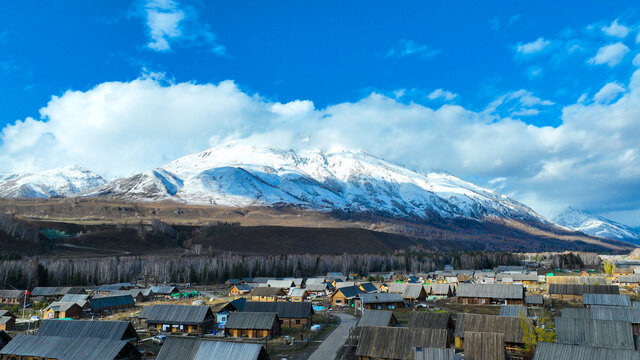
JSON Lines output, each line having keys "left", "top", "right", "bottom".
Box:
{"left": 2, "top": 69, "right": 640, "bottom": 224}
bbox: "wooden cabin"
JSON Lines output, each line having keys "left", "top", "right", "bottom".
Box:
{"left": 331, "top": 285, "right": 363, "bottom": 307}
{"left": 356, "top": 326, "right": 448, "bottom": 360}
{"left": 289, "top": 288, "right": 308, "bottom": 302}
{"left": 139, "top": 304, "right": 215, "bottom": 334}
{"left": 355, "top": 293, "right": 404, "bottom": 310}
{"left": 225, "top": 312, "right": 280, "bottom": 338}
{"left": 242, "top": 301, "right": 313, "bottom": 328}
{"left": 0, "top": 290, "right": 27, "bottom": 305}
{"left": 454, "top": 313, "right": 524, "bottom": 354}
{"left": 457, "top": 284, "right": 525, "bottom": 305}
{"left": 549, "top": 284, "right": 619, "bottom": 301}
{"left": 156, "top": 337, "right": 270, "bottom": 360}
{"left": 229, "top": 284, "right": 253, "bottom": 296}
{"left": 44, "top": 302, "right": 84, "bottom": 319}
{"left": 249, "top": 287, "right": 285, "bottom": 302}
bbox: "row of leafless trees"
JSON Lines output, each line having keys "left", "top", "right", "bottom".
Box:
{"left": 0, "top": 250, "right": 522, "bottom": 289}
{"left": 0, "top": 214, "right": 39, "bottom": 244}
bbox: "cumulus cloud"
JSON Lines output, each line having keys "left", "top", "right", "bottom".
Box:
{"left": 516, "top": 37, "right": 551, "bottom": 55}
{"left": 593, "top": 82, "right": 626, "bottom": 103}
{"left": 138, "top": 0, "right": 225, "bottom": 54}
{"left": 602, "top": 19, "right": 630, "bottom": 38}
{"left": 589, "top": 42, "right": 630, "bottom": 66}
{"left": 385, "top": 40, "right": 441, "bottom": 59}
{"left": 427, "top": 89, "right": 457, "bottom": 101}
{"left": 2, "top": 70, "right": 640, "bottom": 224}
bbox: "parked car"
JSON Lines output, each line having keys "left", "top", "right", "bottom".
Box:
{"left": 30, "top": 316, "right": 40, "bottom": 321}
{"left": 152, "top": 335, "right": 167, "bottom": 345}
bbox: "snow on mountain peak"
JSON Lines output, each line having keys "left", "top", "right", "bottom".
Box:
{"left": 554, "top": 207, "right": 640, "bottom": 243}
{"left": 81, "top": 143, "right": 549, "bottom": 224}
{"left": 0, "top": 165, "right": 106, "bottom": 198}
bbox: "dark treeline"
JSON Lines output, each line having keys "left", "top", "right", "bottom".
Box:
{"left": 0, "top": 250, "right": 521, "bottom": 289}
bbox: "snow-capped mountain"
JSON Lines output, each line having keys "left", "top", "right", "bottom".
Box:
{"left": 0, "top": 165, "right": 106, "bottom": 198}
{"left": 83, "top": 143, "right": 549, "bottom": 223}
{"left": 554, "top": 207, "right": 640, "bottom": 243}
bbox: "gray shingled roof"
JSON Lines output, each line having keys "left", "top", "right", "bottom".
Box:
{"left": 37, "top": 320, "right": 138, "bottom": 340}
{"left": 0, "top": 290, "right": 26, "bottom": 299}
{"left": 549, "top": 284, "right": 619, "bottom": 295}
{"left": 359, "top": 293, "right": 404, "bottom": 304}
{"left": 225, "top": 312, "right": 278, "bottom": 330}
{"left": 430, "top": 284, "right": 453, "bottom": 296}
{"left": 464, "top": 331, "right": 505, "bottom": 360}
{"left": 533, "top": 342, "right": 640, "bottom": 360}
{"left": 525, "top": 295, "right": 543, "bottom": 305}
{"left": 243, "top": 301, "right": 313, "bottom": 319}
{"left": 358, "top": 310, "right": 396, "bottom": 328}
{"left": 402, "top": 284, "right": 426, "bottom": 299}
{"left": 414, "top": 347, "right": 454, "bottom": 360}
{"left": 140, "top": 304, "right": 212, "bottom": 325}
{"left": 89, "top": 295, "right": 135, "bottom": 310}
{"left": 499, "top": 305, "right": 528, "bottom": 318}
{"left": 555, "top": 317, "right": 635, "bottom": 350}
{"left": 150, "top": 286, "right": 178, "bottom": 295}
{"left": 407, "top": 312, "right": 452, "bottom": 330}
{"left": 44, "top": 302, "right": 81, "bottom": 313}
{"left": 454, "top": 314, "right": 524, "bottom": 344}
{"left": 562, "top": 306, "right": 640, "bottom": 323}
{"left": 31, "top": 287, "right": 85, "bottom": 296}
{"left": 457, "top": 284, "right": 524, "bottom": 299}
{"left": 157, "top": 337, "right": 268, "bottom": 360}
{"left": 60, "top": 294, "right": 90, "bottom": 302}
{"left": 583, "top": 294, "right": 631, "bottom": 307}
{"left": 0, "top": 335, "right": 136, "bottom": 360}
{"left": 250, "top": 287, "right": 285, "bottom": 297}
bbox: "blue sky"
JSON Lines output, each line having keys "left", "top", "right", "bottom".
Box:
{"left": 1, "top": 1, "right": 640, "bottom": 225}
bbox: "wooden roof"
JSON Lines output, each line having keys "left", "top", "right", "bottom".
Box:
{"left": 356, "top": 326, "right": 448, "bottom": 359}
{"left": 407, "top": 312, "right": 453, "bottom": 330}
{"left": 463, "top": 331, "right": 505, "bottom": 360}
{"left": 454, "top": 314, "right": 524, "bottom": 344}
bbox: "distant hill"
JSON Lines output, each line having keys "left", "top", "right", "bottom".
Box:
{"left": 554, "top": 207, "right": 640, "bottom": 245}
{"left": 0, "top": 143, "right": 635, "bottom": 254}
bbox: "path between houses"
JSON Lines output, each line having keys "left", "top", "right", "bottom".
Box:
{"left": 308, "top": 312, "right": 356, "bottom": 360}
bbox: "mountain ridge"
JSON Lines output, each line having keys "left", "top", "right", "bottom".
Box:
{"left": 554, "top": 207, "right": 640, "bottom": 245}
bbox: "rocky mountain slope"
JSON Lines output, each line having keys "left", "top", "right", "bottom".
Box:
{"left": 554, "top": 207, "right": 640, "bottom": 244}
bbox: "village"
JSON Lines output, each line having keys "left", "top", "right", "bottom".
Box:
{"left": 0, "top": 252, "right": 640, "bottom": 360}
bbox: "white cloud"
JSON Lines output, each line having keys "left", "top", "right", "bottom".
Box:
{"left": 386, "top": 40, "right": 441, "bottom": 59}
{"left": 589, "top": 42, "right": 630, "bottom": 66}
{"left": 633, "top": 54, "right": 640, "bottom": 67}
{"left": 602, "top": 19, "right": 630, "bottom": 38}
{"left": 516, "top": 37, "right": 551, "bottom": 55}
{"left": 484, "top": 89, "right": 554, "bottom": 117}
{"left": 138, "top": 0, "right": 225, "bottom": 54}
{"left": 3, "top": 70, "right": 640, "bottom": 223}
{"left": 593, "top": 82, "right": 626, "bottom": 103}
{"left": 427, "top": 89, "right": 457, "bottom": 101}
